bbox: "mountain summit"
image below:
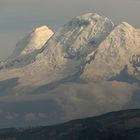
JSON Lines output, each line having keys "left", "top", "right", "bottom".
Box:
{"left": 32, "top": 13, "right": 114, "bottom": 83}
{"left": 81, "top": 21, "right": 140, "bottom": 81}
{"left": 2, "top": 26, "right": 53, "bottom": 68}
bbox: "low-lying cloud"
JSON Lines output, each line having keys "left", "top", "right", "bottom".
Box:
{"left": 49, "top": 81, "right": 139, "bottom": 120}
{"left": 0, "top": 80, "right": 139, "bottom": 127}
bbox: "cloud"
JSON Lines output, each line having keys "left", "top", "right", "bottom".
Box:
{"left": 0, "top": 80, "right": 139, "bottom": 127}
{"left": 0, "top": 109, "right": 3, "bottom": 116}
{"left": 38, "top": 112, "right": 47, "bottom": 118}
{"left": 48, "top": 81, "right": 139, "bottom": 120}
{"left": 5, "top": 112, "right": 18, "bottom": 120}
{"left": 24, "top": 112, "right": 37, "bottom": 121}
{"left": 24, "top": 112, "right": 48, "bottom": 121}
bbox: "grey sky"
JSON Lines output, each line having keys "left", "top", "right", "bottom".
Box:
{"left": 0, "top": 0, "right": 140, "bottom": 59}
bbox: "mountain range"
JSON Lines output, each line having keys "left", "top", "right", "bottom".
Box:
{"left": 0, "top": 13, "right": 139, "bottom": 128}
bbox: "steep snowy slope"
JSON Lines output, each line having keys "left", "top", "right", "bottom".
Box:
{"left": 81, "top": 22, "right": 140, "bottom": 81}
{"left": 33, "top": 13, "right": 114, "bottom": 81}
{"left": 2, "top": 26, "right": 53, "bottom": 68}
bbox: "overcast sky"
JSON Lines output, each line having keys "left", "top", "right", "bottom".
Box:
{"left": 0, "top": 0, "right": 140, "bottom": 59}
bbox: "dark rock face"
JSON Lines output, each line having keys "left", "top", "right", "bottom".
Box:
{"left": 0, "top": 109, "right": 140, "bottom": 140}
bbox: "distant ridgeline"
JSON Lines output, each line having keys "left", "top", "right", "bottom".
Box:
{"left": 0, "top": 110, "right": 140, "bottom": 140}
{"left": 0, "top": 138, "right": 16, "bottom": 140}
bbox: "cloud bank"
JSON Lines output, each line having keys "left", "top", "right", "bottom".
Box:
{"left": 0, "top": 80, "right": 139, "bottom": 127}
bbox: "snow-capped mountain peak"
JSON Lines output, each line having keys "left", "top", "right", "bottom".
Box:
{"left": 115, "top": 22, "right": 134, "bottom": 33}
{"left": 34, "top": 25, "right": 50, "bottom": 32}
{"left": 77, "top": 13, "right": 113, "bottom": 22}
{"left": 2, "top": 25, "right": 54, "bottom": 68}
{"left": 66, "top": 13, "right": 114, "bottom": 28}
{"left": 38, "top": 13, "right": 114, "bottom": 78}
{"left": 13, "top": 25, "right": 53, "bottom": 56}
{"left": 81, "top": 20, "right": 140, "bottom": 82}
